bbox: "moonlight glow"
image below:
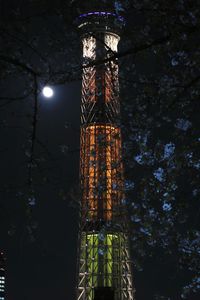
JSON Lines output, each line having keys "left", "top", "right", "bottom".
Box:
{"left": 42, "top": 86, "right": 54, "bottom": 98}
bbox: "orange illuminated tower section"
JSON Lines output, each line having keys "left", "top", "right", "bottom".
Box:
{"left": 72, "top": 2, "right": 134, "bottom": 300}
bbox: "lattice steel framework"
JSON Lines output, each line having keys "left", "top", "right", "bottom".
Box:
{"left": 76, "top": 11, "right": 134, "bottom": 300}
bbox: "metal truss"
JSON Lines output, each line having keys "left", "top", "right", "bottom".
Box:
{"left": 77, "top": 15, "right": 135, "bottom": 300}
{"left": 77, "top": 232, "right": 133, "bottom": 300}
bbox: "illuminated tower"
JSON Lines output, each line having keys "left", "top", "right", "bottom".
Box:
{"left": 0, "top": 252, "right": 5, "bottom": 300}
{"left": 71, "top": 1, "right": 134, "bottom": 300}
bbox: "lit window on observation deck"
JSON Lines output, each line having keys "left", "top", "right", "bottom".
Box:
{"left": 104, "top": 34, "right": 119, "bottom": 103}
{"left": 82, "top": 36, "right": 96, "bottom": 104}
{"left": 82, "top": 36, "right": 96, "bottom": 59}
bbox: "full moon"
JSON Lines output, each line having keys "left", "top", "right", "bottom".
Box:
{"left": 42, "top": 86, "right": 54, "bottom": 98}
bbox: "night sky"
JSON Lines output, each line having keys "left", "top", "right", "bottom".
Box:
{"left": 0, "top": 2, "right": 87, "bottom": 300}
{"left": 1, "top": 82, "right": 81, "bottom": 300}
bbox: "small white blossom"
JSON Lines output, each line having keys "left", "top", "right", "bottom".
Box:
{"left": 175, "top": 118, "right": 192, "bottom": 131}
{"left": 153, "top": 167, "right": 165, "bottom": 182}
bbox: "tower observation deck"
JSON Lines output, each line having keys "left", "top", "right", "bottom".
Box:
{"left": 70, "top": 1, "right": 135, "bottom": 299}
